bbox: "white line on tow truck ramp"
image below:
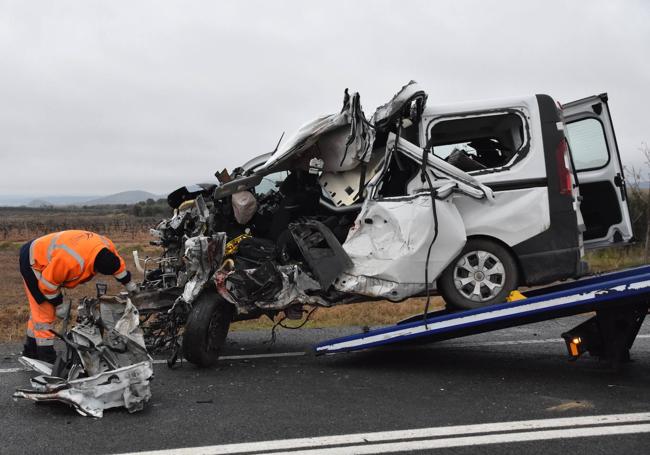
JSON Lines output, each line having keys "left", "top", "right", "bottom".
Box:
{"left": 116, "top": 412, "right": 650, "bottom": 455}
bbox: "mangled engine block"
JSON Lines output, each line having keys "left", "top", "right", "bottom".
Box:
{"left": 14, "top": 296, "right": 153, "bottom": 418}
{"left": 215, "top": 220, "right": 353, "bottom": 314}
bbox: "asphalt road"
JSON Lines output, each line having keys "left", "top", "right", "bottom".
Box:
{"left": 2, "top": 314, "right": 650, "bottom": 454}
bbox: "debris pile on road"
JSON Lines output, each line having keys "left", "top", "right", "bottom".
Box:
{"left": 13, "top": 296, "right": 153, "bottom": 418}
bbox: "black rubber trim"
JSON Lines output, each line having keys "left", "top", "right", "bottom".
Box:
{"left": 601, "top": 94, "right": 630, "bottom": 204}
{"left": 483, "top": 177, "right": 548, "bottom": 192}
{"left": 512, "top": 95, "right": 580, "bottom": 285}
{"left": 516, "top": 246, "right": 581, "bottom": 285}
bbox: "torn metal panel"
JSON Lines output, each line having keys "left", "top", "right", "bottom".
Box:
{"left": 334, "top": 274, "right": 426, "bottom": 301}
{"left": 219, "top": 263, "right": 325, "bottom": 312}
{"left": 258, "top": 264, "right": 327, "bottom": 309}
{"left": 113, "top": 300, "right": 147, "bottom": 347}
{"left": 14, "top": 300, "right": 153, "bottom": 418}
{"left": 335, "top": 195, "right": 466, "bottom": 300}
{"left": 288, "top": 220, "right": 353, "bottom": 289}
{"left": 180, "top": 233, "right": 226, "bottom": 305}
{"left": 14, "top": 361, "right": 153, "bottom": 418}
{"left": 371, "top": 80, "right": 428, "bottom": 131}
{"left": 71, "top": 301, "right": 151, "bottom": 375}
{"left": 18, "top": 356, "right": 54, "bottom": 376}
{"left": 260, "top": 91, "right": 376, "bottom": 174}
{"left": 319, "top": 149, "right": 386, "bottom": 207}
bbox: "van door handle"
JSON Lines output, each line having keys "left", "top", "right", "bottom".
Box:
{"left": 614, "top": 173, "right": 627, "bottom": 202}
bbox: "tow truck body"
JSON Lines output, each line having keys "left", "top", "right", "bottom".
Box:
{"left": 316, "top": 265, "right": 650, "bottom": 368}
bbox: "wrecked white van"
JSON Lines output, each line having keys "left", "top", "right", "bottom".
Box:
{"left": 131, "top": 82, "right": 632, "bottom": 367}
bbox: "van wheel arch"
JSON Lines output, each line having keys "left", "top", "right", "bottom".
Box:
{"left": 437, "top": 235, "right": 521, "bottom": 310}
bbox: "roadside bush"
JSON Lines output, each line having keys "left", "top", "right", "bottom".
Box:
{"left": 625, "top": 142, "right": 650, "bottom": 258}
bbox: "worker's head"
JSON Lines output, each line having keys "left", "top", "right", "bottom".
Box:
{"left": 94, "top": 248, "right": 120, "bottom": 275}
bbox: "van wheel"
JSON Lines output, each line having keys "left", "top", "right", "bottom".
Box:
{"left": 438, "top": 238, "right": 519, "bottom": 311}
{"left": 182, "top": 290, "right": 234, "bottom": 367}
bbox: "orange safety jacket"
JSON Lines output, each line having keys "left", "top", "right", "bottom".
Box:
{"left": 27, "top": 230, "right": 128, "bottom": 303}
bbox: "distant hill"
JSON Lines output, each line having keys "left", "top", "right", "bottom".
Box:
{"left": 83, "top": 190, "right": 163, "bottom": 205}
{"left": 26, "top": 199, "right": 53, "bottom": 208}
{"left": 0, "top": 195, "right": 97, "bottom": 206}
{"left": 0, "top": 190, "right": 166, "bottom": 207}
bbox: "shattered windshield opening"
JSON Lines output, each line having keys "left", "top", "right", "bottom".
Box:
{"left": 254, "top": 171, "right": 288, "bottom": 196}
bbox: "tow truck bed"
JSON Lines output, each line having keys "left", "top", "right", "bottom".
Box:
{"left": 315, "top": 265, "right": 650, "bottom": 366}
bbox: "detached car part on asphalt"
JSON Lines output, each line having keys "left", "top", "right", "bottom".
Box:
{"left": 13, "top": 296, "right": 153, "bottom": 418}
{"left": 127, "top": 82, "right": 632, "bottom": 367}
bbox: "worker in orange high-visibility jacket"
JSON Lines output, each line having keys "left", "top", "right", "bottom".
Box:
{"left": 18, "top": 230, "right": 138, "bottom": 363}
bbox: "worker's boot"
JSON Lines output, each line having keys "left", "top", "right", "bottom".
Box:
{"left": 36, "top": 345, "right": 57, "bottom": 364}
{"left": 21, "top": 336, "right": 38, "bottom": 359}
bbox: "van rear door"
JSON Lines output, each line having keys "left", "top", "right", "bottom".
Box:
{"left": 562, "top": 93, "right": 633, "bottom": 248}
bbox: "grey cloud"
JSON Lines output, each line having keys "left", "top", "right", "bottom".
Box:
{"left": 1, "top": 0, "right": 648, "bottom": 196}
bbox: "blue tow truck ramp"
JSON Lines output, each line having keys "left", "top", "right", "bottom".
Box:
{"left": 315, "top": 265, "right": 650, "bottom": 367}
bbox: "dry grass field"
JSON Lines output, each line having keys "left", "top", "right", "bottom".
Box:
{"left": 0, "top": 209, "right": 646, "bottom": 342}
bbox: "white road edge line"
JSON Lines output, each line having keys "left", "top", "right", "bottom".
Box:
{"left": 152, "top": 351, "right": 306, "bottom": 364}
{"left": 2, "top": 334, "right": 649, "bottom": 373}
{"left": 270, "top": 424, "right": 650, "bottom": 455}
{"left": 113, "top": 412, "right": 650, "bottom": 455}
{"left": 0, "top": 367, "right": 24, "bottom": 374}
{"left": 0, "top": 351, "right": 306, "bottom": 373}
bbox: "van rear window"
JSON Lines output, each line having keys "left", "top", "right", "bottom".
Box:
{"left": 427, "top": 112, "right": 526, "bottom": 173}
{"left": 565, "top": 118, "right": 609, "bottom": 171}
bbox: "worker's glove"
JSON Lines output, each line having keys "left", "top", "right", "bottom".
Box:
{"left": 125, "top": 280, "right": 138, "bottom": 295}
{"left": 55, "top": 301, "right": 71, "bottom": 320}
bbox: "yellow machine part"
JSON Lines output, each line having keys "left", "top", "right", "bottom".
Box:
{"left": 225, "top": 233, "right": 252, "bottom": 256}
{"left": 506, "top": 290, "right": 527, "bottom": 302}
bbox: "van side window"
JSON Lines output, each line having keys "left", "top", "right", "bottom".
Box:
{"left": 565, "top": 118, "right": 609, "bottom": 171}
{"left": 427, "top": 112, "right": 526, "bottom": 173}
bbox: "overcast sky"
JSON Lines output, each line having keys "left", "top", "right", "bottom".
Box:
{"left": 1, "top": 0, "right": 649, "bottom": 196}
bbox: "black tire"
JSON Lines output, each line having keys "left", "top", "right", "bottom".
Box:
{"left": 182, "top": 290, "right": 234, "bottom": 367}
{"left": 438, "top": 238, "right": 519, "bottom": 311}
